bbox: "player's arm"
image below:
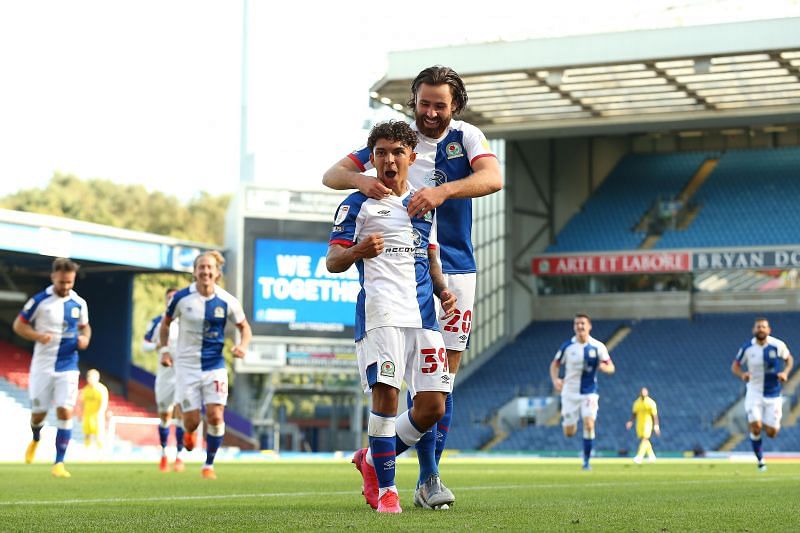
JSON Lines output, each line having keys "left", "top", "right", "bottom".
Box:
{"left": 428, "top": 247, "right": 456, "bottom": 319}
{"left": 549, "top": 359, "right": 563, "bottom": 393}
{"left": 652, "top": 411, "right": 661, "bottom": 436}
{"left": 159, "top": 315, "right": 174, "bottom": 367}
{"left": 600, "top": 357, "right": 615, "bottom": 375}
{"left": 231, "top": 319, "right": 252, "bottom": 359}
{"left": 731, "top": 360, "right": 749, "bottom": 382}
{"left": 12, "top": 316, "right": 51, "bottom": 344}
{"left": 326, "top": 233, "right": 384, "bottom": 273}
{"left": 77, "top": 323, "right": 91, "bottom": 350}
{"left": 322, "top": 156, "right": 391, "bottom": 199}
{"left": 625, "top": 407, "right": 636, "bottom": 430}
{"left": 407, "top": 156, "right": 502, "bottom": 216}
{"left": 777, "top": 353, "right": 794, "bottom": 382}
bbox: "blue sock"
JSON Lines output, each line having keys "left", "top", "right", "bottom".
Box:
{"left": 31, "top": 423, "right": 43, "bottom": 442}
{"left": 435, "top": 393, "right": 454, "bottom": 466}
{"left": 751, "top": 436, "right": 763, "bottom": 463}
{"left": 158, "top": 425, "right": 170, "bottom": 449}
{"left": 369, "top": 435, "right": 396, "bottom": 489}
{"left": 55, "top": 428, "right": 72, "bottom": 464}
{"left": 176, "top": 425, "right": 185, "bottom": 453}
{"left": 416, "top": 427, "right": 437, "bottom": 485}
{"left": 205, "top": 434, "right": 223, "bottom": 466}
{"left": 583, "top": 438, "right": 593, "bottom": 465}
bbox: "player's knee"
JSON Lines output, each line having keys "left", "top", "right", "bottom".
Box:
{"left": 412, "top": 392, "right": 446, "bottom": 427}
{"left": 563, "top": 425, "right": 577, "bottom": 437}
{"left": 764, "top": 426, "right": 779, "bottom": 438}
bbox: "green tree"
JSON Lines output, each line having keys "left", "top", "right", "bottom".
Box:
{"left": 0, "top": 173, "right": 231, "bottom": 373}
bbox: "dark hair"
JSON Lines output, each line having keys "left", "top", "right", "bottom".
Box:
{"left": 754, "top": 317, "right": 770, "bottom": 325}
{"left": 367, "top": 120, "right": 418, "bottom": 152}
{"left": 574, "top": 313, "right": 592, "bottom": 323}
{"left": 165, "top": 287, "right": 178, "bottom": 296}
{"left": 407, "top": 65, "right": 468, "bottom": 115}
{"left": 52, "top": 257, "right": 80, "bottom": 273}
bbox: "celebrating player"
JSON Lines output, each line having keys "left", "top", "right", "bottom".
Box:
{"left": 142, "top": 287, "right": 186, "bottom": 472}
{"left": 324, "top": 65, "right": 502, "bottom": 506}
{"left": 159, "top": 251, "right": 252, "bottom": 480}
{"left": 731, "top": 317, "right": 793, "bottom": 471}
{"left": 549, "top": 313, "right": 615, "bottom": 470}
{"left": 13, "top": 257, "right": 91, "bottom": 478}
{"left": 625, "top": 387, "right": 660, "bottom": 464}
{"left": 79, "top": 368, "right": 108, "bottom": 448}
{"left": 327, "top": 120, "right": 456, "bottom": 513}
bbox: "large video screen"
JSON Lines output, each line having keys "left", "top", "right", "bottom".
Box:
{"left": 243, "top": 218, "right": 358, "bottom": 339}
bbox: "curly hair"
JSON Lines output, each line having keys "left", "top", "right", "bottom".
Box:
{"left": 407, "top": 65, "right": 468, "bottom": 115}
{"left": 367, "top": 120, "right": 418, "bottom": 152}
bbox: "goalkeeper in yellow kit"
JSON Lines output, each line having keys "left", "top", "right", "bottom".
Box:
{"left": 625, "top": 387, "right": 660, "bottom": 463}
{"left": 79, "top": 369, "right": 108, "bottom": 448}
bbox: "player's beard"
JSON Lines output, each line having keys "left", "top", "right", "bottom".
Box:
{"left": 415, "top": 113, "right": 450, "bottom": 139}
{"left": 755, "top": 332, "right": 768, "bottom": 341}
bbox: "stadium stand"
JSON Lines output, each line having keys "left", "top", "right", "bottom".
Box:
{"left": 656, "top": 147, "right": 800, "bottom": 249}
{"left": 546, "top": 152, "right": 718, "bottom": 252}
{"left": 459, "top": 313, "right": 799, "bottom": 453}
{"left": 448, "top": 319, "right": 624, "bottom": 451}
{"left": 0, "top": 340, "right": 159, "bottom": 446}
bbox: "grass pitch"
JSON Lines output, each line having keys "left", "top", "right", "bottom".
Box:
{"left": 1, "top": 458, "right": 797, "bottom": 531}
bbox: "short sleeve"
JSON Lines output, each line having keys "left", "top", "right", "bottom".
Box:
{"left": 347, "top": 146, "right": 373, "bottom": 173}
{"left": 227, "top": 296, "right": 247, "bottom": 325}
{"left": 329, "top": 194, "right": 365, "bottom": 247}
{"left": 462, "top": 123, "right": 496, "bottom": 167}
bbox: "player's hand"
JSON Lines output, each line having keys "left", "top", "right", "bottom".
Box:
{"left": 777, "top": 371, "right": 788, "bottom": 382}
{"left": 654, "top": 425, "right": 661, "bottom": 437}
{"left": 160, "top": 352, "right": 173, "bottom": 367}
{"left": 625, "top": 421, "right": 633, "bottom": 430}
{"left": 77, "top": 335, "right": 90, "bottom": 350}
{"left": 552, "top": 378, "right": 563, "bottom": 393}
{"left": 358, "top": 175, "right": 392, "bottom": 200}
{"left": 439, "top": 290, "right": 457, "bottom": 319}
{"left": 37, "top": 333, "right": 53, "bottom": 344}
{"left": 407, "top": 187, "right": 447, "bottom": 218}
{"left": 739, "top": 372, "right": 750, "bottom": 382}
{"left": 356, "top": 233, "right": 384, "bottom": 259}
{"left": 231, "top": 345, "right": 246, "bottom": 358}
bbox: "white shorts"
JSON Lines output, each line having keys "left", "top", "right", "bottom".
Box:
{"left": 561, "top": 393, "right": 599, "bottom": 427}
{"left": 745, "top": 394, "right": 783, "bottom": 428}
{"left": 29, "top": 369, "right": 79, "bottom": 413}
{"left": 356, "top": 327, "right": 451, "bottom": 397}
{"left": 436, "top": 272, "right": 476, "bottom": 353}
{"left": 155, "top": 365, "right": 177, "bottom": 413}
{"left": 175, "top": 366, "right": 228, "bottom": 412}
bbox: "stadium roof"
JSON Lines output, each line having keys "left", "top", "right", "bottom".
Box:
{"left": 0, "top": 208, "right": 217, "bottom": 273}
{"left": 371, "top": 17, "right": 800, "bottom": 138}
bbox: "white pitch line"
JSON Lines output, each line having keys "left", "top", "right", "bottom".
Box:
{"left": 2, "top": 476, "right": 798, "bottom": 507}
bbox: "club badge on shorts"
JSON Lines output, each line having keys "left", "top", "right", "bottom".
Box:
{"left": 379, "top": 361, "right": 395, "bottom": 378}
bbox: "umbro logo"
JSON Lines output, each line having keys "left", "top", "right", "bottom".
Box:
{"left": 383, "top": 460, "right": 396, "bottom": 468}
{"left": 441, "top": 375, "right": 451, "bottom": 384}
{"left": 459, "top": 334, "right": 468, "bottom": 341}
{"left": 377, "top": 209, "right": 391, "bottom": 216}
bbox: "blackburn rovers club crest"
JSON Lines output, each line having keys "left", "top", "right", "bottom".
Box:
{"left": 426, "top": 169, "right": 448, "bottom": 187}
{"left": 589, "top": 349, "right": 597, "bottom": 359}
{"left": 538, "top": 260, "right": 550, "bottom": 273}
{"left": 380, "top": 361, "right": 395, "bottom": 377}
{"left": 445, "top": 142, "right": 464, "bottom": 159}
{"left": 214, "top": 306, "right": 225, "bottom": 319}
{"left": 71, "top": 307, "right": 80, "bottom": 319}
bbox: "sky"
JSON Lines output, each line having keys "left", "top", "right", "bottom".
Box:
{"left": 0, "top": 0, "right": 798, "bottom": 200}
